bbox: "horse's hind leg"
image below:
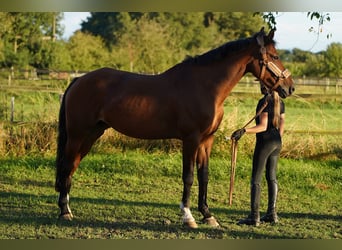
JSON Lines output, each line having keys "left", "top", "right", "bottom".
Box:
{"left": 57, "top": 136, "right": 82, "bottom": 220}
{"left": 79, "top": 122, "right": 109, "bottom": 158}
{"left": 57, "top": 123, "right": 108, "bottom": 220}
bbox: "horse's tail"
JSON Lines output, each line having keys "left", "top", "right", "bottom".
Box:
{"left": 55, "top": 78, "right": 78, "bottom": 192}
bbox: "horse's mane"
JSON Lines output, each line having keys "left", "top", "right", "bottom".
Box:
{"left": 182, "top": 37, "right": 253, "bottom": 65}
{"left": 183, "top": 32, "right": 275, "bottom": 66}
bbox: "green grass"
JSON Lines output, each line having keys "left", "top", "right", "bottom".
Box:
{"left": 0, "top": 152, "right": 341, "bottom": 239}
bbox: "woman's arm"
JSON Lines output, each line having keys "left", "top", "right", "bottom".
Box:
{"left": 245, "top": 112, "right": 268, "bottom": 134}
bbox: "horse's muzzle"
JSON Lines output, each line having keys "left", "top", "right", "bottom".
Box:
{"left": 277, "top": 85, "right": 295, "bottom": 98}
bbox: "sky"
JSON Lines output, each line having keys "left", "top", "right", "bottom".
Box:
{"left": 60, "top": 12, "right": 342, "bottom": 53}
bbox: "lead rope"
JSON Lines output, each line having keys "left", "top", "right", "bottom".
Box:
{"left": 229, "top": 94, "right": 270, "bottom": 206}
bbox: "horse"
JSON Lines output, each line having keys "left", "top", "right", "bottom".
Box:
{"left": 55, "top": 27, "right": 294, "bottom": 228}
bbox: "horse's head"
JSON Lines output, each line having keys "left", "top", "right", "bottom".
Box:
{"left": 247, "top": 27, "right": 295, "bottom": 98}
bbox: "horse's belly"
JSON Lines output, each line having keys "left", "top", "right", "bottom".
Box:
{"left": 104, "top": 103, "right": 178, "bottom": 139}
{"left": 111, "top": 117, "right": 177, "bottom": 140}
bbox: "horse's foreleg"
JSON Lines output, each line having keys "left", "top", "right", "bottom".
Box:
{"left": 197, "top": 136, "right": 219, "bottom": 227}
{"left": 180, "top": 136, "right": 199, "bottom": 228}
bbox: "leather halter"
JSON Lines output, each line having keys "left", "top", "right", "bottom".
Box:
{"left": 256, "top": 35, "right": 291, "bottom": 92}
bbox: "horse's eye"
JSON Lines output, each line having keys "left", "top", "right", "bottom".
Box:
{"left": 272, "top": 55, "right": 279, "bottom": 60}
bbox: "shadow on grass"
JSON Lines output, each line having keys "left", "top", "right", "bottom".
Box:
{"left": 1, "top": 190, "right": 341, "bottom": 239}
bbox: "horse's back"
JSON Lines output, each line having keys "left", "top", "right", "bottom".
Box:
{"left": 64, "top": 67, "right": 182, "bottom": 139}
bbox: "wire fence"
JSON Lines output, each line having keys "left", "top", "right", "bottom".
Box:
{"left": 0, "top": 72, "right": 341, "bottom": 157}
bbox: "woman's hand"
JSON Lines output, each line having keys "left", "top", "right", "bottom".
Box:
{"left": 231, "top": 128, "right": 246, "bottom": 141}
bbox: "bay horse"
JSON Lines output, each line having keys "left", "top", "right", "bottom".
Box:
{"left": 55, "top": 28, "right": 294, "bottom": 228}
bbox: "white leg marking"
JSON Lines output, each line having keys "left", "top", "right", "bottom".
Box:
{"left": 180, "top": 202, "right": 195, "bottom": 223}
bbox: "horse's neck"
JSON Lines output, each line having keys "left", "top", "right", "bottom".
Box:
{"left": 212, "top": 53, "right": 252, "bottom": 106}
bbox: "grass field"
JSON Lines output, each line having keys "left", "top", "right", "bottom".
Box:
{"left": 0, "top": 79, "right": 341, "bottom": 239}
{"left": 0, "top": 152, "right": 341, "bottom": 239}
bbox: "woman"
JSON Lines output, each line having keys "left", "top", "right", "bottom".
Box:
{"left": 231, "top": 86, "right": 285, "bottom": 226}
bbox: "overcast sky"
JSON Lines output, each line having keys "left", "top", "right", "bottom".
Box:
{"left": 60, "top": 12, "right": 342, "bottom": 53}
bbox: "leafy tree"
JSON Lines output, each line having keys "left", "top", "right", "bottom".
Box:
{"left": 211, "top": 12, "right": 265, "bottom": 40}
{"left": 48, "top": 41, "right": 73, "bottom": 70}
{"left": 80, "top": 12, "right": 125, "bottom": 49}
{"left": 158, "top": 12, "right": 217, "bottom": 52}
{"left": 292, "top": 48, "right": 313, "bottom": 63}
{"left": 302, "top": 53, "right": 325, "bottom": 77}
{"left": 112, "top": 14, "right": 187, "bottom": 73}
{"left": 0, "top": 11, "right": 338, "bottom": 79}
{"left": 67, "top": 31, "right": 110, "bottom": 71}
{"left": 29, "top": 40, "right": 72, "bottom": 70}
{"left": 81, "top": 12, "right": 265, "bottom": 53}
{"left": 80, "top": 12, "right": 265, "bottom": 73}
{"left": 322, "top": 43, "right": 342, "bottom": 78}
{"left": 0, "top": 12, "right": 64, "bottom": 68}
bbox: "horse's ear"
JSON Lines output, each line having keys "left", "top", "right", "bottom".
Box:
{"left": 256, "top": 27, "right": 265, "bottom": 46}
{"left": 268, "top": 29, "right": 276, "bottom": 40}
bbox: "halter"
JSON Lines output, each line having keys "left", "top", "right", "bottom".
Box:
{"left": 256, "top": 34, "right": 291, "bottom": 92}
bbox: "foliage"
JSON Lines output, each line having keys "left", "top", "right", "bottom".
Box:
{"left": 67, "top": 31, "right": 110, "bottom": 71}
{"left": 79, "top": 12, "right": 265, "bottom": 73}
{"left": 0, "top": 12, "right": 63, "bottom": 68}
{"left": 323, "top": 43, "right": 342, "bottom": 78}
{"left": 0, "top": 12, "right": 340, "bottom": 77}
{"left": 110, "top": 14, "right": 184, "bottom": 73}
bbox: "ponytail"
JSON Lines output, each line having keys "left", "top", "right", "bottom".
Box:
{"left": 272, "top": 91, "right": 281, "bottom": 129}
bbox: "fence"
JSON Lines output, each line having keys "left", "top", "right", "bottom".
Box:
{"left": 0, "top": 74, "right": 341, "bottom": 158}
{"left": 237, "top": 76, "right": 342, "bottom": 95}
{"left": 1, "top": 68, "right": 87, "bottom": 82}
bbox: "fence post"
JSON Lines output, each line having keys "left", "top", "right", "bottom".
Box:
{"left": 10, "top": 96, "right": 14, "bottom": 123}
{"left": 325, "top": 78, "right": 330, "bottom": 93}
{"left": 0, "top": 122, "right": 3, "bottom": 153}
{"left": 336, "top": 80, "right": 340, "bottom": 94}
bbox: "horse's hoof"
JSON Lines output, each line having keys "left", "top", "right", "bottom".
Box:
{"left": 203, "top": 216, "right": 220, "bottom": 227}
{"left": 58, "top": 213, "right": 73, "bottom": 221}
{"left": 183, "top": 220, "right": 198, "bottom": 229}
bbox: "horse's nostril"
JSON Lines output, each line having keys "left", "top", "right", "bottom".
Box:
{"left": 289, "top": 87, "right": 295, "bottom": 95}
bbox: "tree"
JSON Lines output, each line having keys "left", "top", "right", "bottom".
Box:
{"left": 211, "top": 12, "right": 265, "bottom": 40}
{"left": 67, "top": 31, "right": 110, "bottom": 71}
{"left": 80, "top": 12, "right": 125, "bottom": 49}
{"left": 81, "top": 12, "right": 265, "bottom": 50}
{"left": 0, "top": 12, "right": 64, "bottom": 68}
{"left": 80, "top": 12, "right": 266, "bottom": 73}
{"left": 31, "top": 40, "right": 72, "bottom": 70}
{"left": 323, "top": 43, "right": 342, "bottom": 78}
{"left": 292, "top": 48, "right": 313, "bottom": 63}
{"left": 112, "top": 14, "right": 187, "bottom": 73}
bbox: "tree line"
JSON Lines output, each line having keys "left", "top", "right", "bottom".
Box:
{"left": 0, "top": 12, "right": 341, "bottom": 78}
